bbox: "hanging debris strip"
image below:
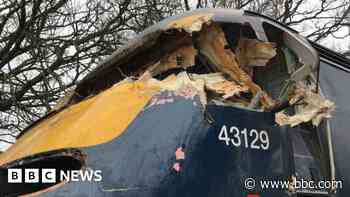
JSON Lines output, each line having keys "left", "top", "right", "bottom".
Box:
{"left": 99, "top": 16, "right": 335, "bottom": 127}
{"left": 49, "top": 14, "right": 335, "bottom": 127}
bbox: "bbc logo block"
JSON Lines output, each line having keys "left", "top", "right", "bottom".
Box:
{"left": 8, "top": 169, "right": 22, "bottom": 183}
{"left": 8, "top": 168, "right": 56, "bottom": 183}
{"left": 42, "top": 169, "right": 56, "bottom": 183}
{"left": 24, "top": 169, "right": 39, "bottom": 183}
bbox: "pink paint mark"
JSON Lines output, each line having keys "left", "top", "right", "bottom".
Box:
{"left": 175, "top": 147, "right": 185, "bottom": 160}
{"left": 173, "top": 162, "right": 181, "bottom": 172}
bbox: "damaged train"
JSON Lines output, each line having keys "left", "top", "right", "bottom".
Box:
{"left": 1, "top": 8, "right": 350, "bottom": 197}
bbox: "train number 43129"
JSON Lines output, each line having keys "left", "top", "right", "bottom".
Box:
{"left": 218, "top": 125, "right": 270, "bottom": 150}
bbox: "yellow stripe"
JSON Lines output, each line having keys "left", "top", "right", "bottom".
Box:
{"left": 0, "top": 81, "right": 159, "bottom": 165}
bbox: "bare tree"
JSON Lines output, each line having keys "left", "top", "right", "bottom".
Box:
{"left": 189, "top": 0, "right": 350, "bottom": 42}
{"left": 1, "top": 0, "right": 349, "bottom": 148}
{"left": 0, "top": 0, "right": 184, "bottom": 148}
{"left": 0, "top": 0, "right": 122, "bottom": 132}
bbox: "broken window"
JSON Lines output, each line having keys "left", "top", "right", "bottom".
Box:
{"left": 261, "top": 22, "right": 334, "bottom": 194}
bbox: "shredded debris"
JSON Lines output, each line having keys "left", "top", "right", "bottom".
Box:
{"left": 136, "top": 21, "right": 336, "bottom": 127}
{"left": 134, "top": 19, "right": 336, "bottom": 127}
{"left": 248, "top": 91, "right": 263, "bottom": 109}
{"left": 191, "top": 73, "right": 249, "bottom": 99}
{"left": 275, "top": 83, "right": 335, "bottom": 127}
{"left": 167, "top": 14, "right": 213, "bottom": 33}
{"left": 235, "top": 38, "right": 277, "bottom": 75}
{"left": 48, "top": 16, "right": 335, "bottom": 130}
{"left": 146, "top": 72, "right": 207, "bottom": 105}
{"left": 196, "top": 24, "right": 275, "bottom": 108}
{"left": 145, "top": 44, "right": 197, "bottom": 77}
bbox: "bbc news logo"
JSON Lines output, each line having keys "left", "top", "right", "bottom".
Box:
{"left": 8, "top": 168, "right": 102, "bottom": 183}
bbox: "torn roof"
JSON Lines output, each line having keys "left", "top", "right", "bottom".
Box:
{"left": 15, "top": 8, "right": 320, "bottom": 140}
{"left": 73, "top": 8, "right": 319, "bottom": 103}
